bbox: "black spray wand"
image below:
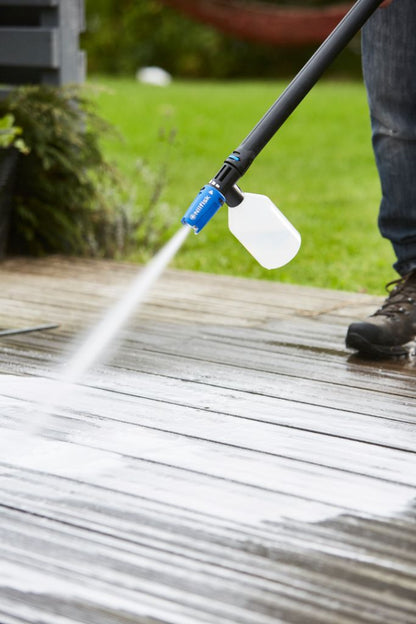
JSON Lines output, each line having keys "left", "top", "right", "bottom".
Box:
{"left": 182, "top": 0, "right": 385, "bottom": 269}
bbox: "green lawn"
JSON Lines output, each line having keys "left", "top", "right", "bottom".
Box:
{"left": 90, "top": 76, "right": 396, "bottom": 294}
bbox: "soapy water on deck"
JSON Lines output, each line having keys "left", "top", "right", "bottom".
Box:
{"left": 0, "top": 378, "right": 415, "bottom": 524}
{"left": 0, "top": 223, "right": 415, "bottom": 525}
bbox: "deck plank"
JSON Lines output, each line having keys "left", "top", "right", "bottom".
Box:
{"left": 0, "top": 257, "right": 415, "bottom": 624}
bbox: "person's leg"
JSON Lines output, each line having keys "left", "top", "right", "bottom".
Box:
{"left": 346, "top": 0, "right": 416, "bottom": 356}
{"left": 362, "top": 0, "right": 416, "bottom": 275}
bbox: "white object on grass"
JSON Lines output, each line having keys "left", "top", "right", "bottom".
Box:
{"left": 136, "top": 66, "right": 172, "bottom": 87}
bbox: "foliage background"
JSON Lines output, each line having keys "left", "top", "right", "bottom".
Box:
{"left": 82, "top": 0, "right": 362, "bottom": 79}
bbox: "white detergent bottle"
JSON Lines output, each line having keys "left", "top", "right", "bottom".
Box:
{"left": 228, "top": 193, "right": 301, "bottom": 269}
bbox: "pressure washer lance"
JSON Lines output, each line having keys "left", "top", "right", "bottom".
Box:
{"left": 181, "top": 0, "right": 385, "bottom": 270}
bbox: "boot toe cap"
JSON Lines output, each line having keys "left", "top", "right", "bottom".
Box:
{"left": 346, "top": 320, "right": 409, "bottom": 356}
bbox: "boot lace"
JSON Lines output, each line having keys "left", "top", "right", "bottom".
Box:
{"left": 373, "top": 272, "right": 416, "bottom": 318}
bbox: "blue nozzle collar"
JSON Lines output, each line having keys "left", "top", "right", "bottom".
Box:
{"left": 181, "top": 185, "right": 225, "bottom": 233}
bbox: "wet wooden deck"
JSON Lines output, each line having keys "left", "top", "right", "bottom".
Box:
{"left": 0, "top": 256, "right": 415, "bottom": 624}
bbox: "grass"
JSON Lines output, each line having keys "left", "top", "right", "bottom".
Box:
{"left": 90, "top": 76, "right": 396, "bottom": 294}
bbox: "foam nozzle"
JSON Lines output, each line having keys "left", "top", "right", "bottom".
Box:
{"left": 181, "top": 185, "right": 225, "bottom": 233}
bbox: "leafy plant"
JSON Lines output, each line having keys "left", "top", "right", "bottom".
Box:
{"left": 0, "top": 85, "right": 148, "bottom": 257}
{"left": 0, "top": 114, "right": 28, "bottom": 153}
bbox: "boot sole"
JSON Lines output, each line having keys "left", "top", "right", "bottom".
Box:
{"left": 346, "top": 332, "right": 409, "bottom": 358}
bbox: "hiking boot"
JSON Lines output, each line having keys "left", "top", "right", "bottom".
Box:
{"left": 346, "top": 269, "right": 416, "bottom": 357}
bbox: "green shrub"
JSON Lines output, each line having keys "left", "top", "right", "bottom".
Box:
{"left": 0, "top": 113, "right": 28, "bottom": 152}
{"left": 0, "top": 85, "right": 140, "bottom": 257}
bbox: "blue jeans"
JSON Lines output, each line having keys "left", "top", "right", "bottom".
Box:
{"left": 362, "top": 0, "right": 416, "bottom": 276}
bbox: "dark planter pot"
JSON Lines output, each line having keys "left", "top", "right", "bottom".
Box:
{"left": 0, "top": 147, "right": 18, "bottom": 259}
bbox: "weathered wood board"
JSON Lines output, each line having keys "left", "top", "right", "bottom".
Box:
{"left": 0, "top": 257, "right": 415, "bottom": 624}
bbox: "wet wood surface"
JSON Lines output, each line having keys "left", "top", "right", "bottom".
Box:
{"left": 0, "top": 256, "right": 415, "bottom": 624}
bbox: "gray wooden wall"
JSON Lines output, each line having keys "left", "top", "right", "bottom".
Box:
{"left": 0, "top": 0, "right": 85, "bottom": 87}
